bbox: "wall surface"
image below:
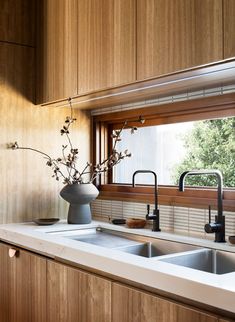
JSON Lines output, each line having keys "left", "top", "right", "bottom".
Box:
{"left": 0, "top": 2, "right": 91, "bottom": 224}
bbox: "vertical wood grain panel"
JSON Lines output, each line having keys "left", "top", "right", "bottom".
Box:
{"left": 112, "top": 283, "right": 218, "bottom": 322}
{"left": 223, "top": 0, "right": 235, "bottom": 58}
{"left": 0, "top": 243, "right": 10, "bottom": 322}
{"left": 0, "top": 243, "right": 47, "bottom": 322}
{"left": 0, "top": 42, "right": 91, "bottom": 224}
{"left": 47, "top": 260, "right": 111, "bottom": 322}
{"left": 78, "top": 0, "right": 136, "bottom": 94}
{"left": 112, "top": 0, "right": 136, "bottom": 86}
{"left": 0, "top": 0, "right": 35, "bottom": 46}
{"left": 193, "top": 0, "right": 223, "bottom": 65}
{"left": 36, "top": 0, "right": 78, "bottom": 103}
{"left": 0, "top": 0, "right": 91, "bottom": 224}
{"left": 137, "top": 0, "right": 223, "bottom": 80}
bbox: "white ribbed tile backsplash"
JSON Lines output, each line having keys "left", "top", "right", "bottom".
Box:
{"left": 91, "top": 199, "right": 235, "bottom": 239}
{"left": 91, "top": 84, "right": 235, "bottom": 116}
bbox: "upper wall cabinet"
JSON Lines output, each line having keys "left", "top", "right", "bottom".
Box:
{"left": 37, "top": 0, "right": 136, "bottom": 104}
{"left": 77, "top": 0, "right": 136, "bottom": 95}
{"left": 36, "top": 0, "right": 234, "bottom": 106}
{"left": 224, "top": 0, "right": 235, "bottom": 59}
{"left": 36, "top": 0, "right": 78, "bottom": 104}
{"left": 0, "top": 0, "right": 35, "bottom": 46}
{"left": 137, "top": 0, "right": 223, "bottom": 80}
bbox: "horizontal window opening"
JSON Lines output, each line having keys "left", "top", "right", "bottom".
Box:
{"left": 112, "top": 116, "right": 235, "bottom": 188}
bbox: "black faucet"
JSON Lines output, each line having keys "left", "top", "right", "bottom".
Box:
{"left": 132, "top": 170, "right": 161, "bottom": 232}
{"left": 179, "top": 170, "right": 225, "bottom": 243}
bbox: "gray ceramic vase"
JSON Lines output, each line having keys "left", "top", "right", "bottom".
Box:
{"left": 60, "top": 183, "right": 99, "bottom": 224}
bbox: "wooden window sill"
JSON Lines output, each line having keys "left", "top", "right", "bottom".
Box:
{"left": 98, "top": 184, "right": 235, "bottom": 212}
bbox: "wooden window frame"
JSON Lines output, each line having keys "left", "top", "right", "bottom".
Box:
{"left": 92, "top": 93, "right": 235, "bottom": 212}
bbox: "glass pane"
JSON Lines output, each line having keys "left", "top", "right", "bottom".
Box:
{"left": 113, "top": 117, "right": 235, "bottom": 188}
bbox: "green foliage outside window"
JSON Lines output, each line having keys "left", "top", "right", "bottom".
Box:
{"left": 171, "top": 118, "right": 235, "bottom": 188}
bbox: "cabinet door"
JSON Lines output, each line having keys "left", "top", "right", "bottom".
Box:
{"left": 36, "top": 0, "right": 78, "bottom": 104}
{"left": 112, "top": 283, "right": 218, "bottom": 322}
{"left": 78, "top": 0, "right": 136, "bottom": 94}
{"left": 0, "top": 0, "right": 35, "bottom": 46}
{"left": 47, "top": 260, "right": 111, "bottom": 322}
{"left": 223, "top": 0, "right": 235, "bottom": 59}
{"left": 137, "top": 0, "right": 223, "bottom": 80}
{"left": 0, "top": 243, "right": 46, "bottom": 322}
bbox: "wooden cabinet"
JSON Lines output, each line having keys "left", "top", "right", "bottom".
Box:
{"left": 77, "top": 0, "right": 136, "bottom": 94}
{"left": 36, "top": 0, "right": 234, "bottom": 105}
{"left": 37, "top": 0, "right": 135, "bottom": 103}
{"left": 47, "top": 260, "right": 111, "bottom": 322}
{"left": 112, "top": 283, "right": 218, "bottom": 322}
{"left": 0, "top": 241, "right": 234, "bottom": 321}
{"left": 0, "top": 243, "right": 46, "bottom": 322}
{"left": 137, "top": 0, "right": 223, "bottom": 80}
{"left": 223, "top": 0, "right": 235, "bottom": 59}
{"left": 0, "top": 0, "right": 35, "bottom": 46}
{"left": 36, "top": 0, "right": 78, "bottom": 104}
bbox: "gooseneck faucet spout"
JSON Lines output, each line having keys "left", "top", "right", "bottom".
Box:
{"left": 179, "top": 170, "right": 225, "bottom": 242}
{"left": 132, "top": 170, "right": 161, "bottom": 232}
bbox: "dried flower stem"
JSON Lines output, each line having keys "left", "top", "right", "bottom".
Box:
{"left": 10, "top": 98, "right": 142, "bottom": 185}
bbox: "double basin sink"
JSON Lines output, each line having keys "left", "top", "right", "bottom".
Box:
{"left": 49, "top": 227, "right": 235, "bottom": 275}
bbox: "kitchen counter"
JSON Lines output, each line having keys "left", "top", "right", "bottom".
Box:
{"left": 0, "top": 220, "right": 235, "bottom": 315}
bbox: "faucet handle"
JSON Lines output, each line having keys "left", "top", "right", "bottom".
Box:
{"left": 205, "top": 206, "right": 222, "bottom": 234}
{"left": 146, "top": 204, "right": 150, "bottom": 216}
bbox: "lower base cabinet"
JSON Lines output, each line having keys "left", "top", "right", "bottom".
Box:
{"left": 0, "top": 243, "right": 46, "bottom": 322}
{"left": 0, "top": 242, "right": 234, "bottom": 322}
{"left": 47, "top": 261, "right": 111, "bottom": 322}
{"left": 112, "top": 283, "right": 218, "bottom": 322}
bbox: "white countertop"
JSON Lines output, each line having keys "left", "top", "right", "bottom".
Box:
{"left": 0, "top": 220, "right": 235, "bottom": 314}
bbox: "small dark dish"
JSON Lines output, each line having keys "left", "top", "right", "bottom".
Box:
{"left": 228, "top": 236, "right": 235, "bottom": 245}
{"left": 33, "top": 218, "right": 60, "bottom": 225}
{"left": 112, "top": 218, "right": 126, "bottom": 225}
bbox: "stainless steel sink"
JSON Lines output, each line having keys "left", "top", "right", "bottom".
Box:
{"left": 117, "top": 239, "right": 198, "bottom": 258}
{"left": 48, "top": 227, "right": 235, "bottom": 274}
{"left": 49, "top": 227, "right": 199, "bottom": 258}
{"left": 160, "top": 249, "right": 235, "bottom": 274}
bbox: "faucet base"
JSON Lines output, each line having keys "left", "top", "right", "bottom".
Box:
{"left": 152, "top": 228, "right": 161, "bottom": 232}
{"left": 152, "top": 219, "right": 161, "bottom": 232}
{"left": 214, "top": 215, "right": 226, "bottom": 243}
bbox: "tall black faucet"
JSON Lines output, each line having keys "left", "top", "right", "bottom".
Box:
{"left": 179, "top": 170, "right": 225, "bottom": 243}
{"left": 132, "top": 170, "right": 161, "bottom": 232}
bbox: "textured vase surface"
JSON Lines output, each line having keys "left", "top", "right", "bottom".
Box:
{"left": 60, "top": 183, "right": 99, "bottom": 224}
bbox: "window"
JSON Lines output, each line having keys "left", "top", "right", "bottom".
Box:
{"left": 113, "top": 117, "right": 235, "bottom": 188}
{"left": 93, "top": 93, "right": 235, "bottom": 211}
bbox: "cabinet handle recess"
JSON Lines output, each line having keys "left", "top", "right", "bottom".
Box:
{"left": 8, "top": 248, "right": 18, "bottom": 258}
